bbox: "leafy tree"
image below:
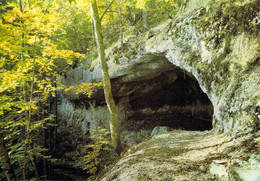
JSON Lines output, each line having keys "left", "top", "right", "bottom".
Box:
{"left": 0, "top": 0, "right": 83, "bottom": 179}
{"left": 53, "top": 2, "right": 94, "bottom": 54}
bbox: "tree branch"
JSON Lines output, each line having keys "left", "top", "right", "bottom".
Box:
{"left": 100, "top": 0, "right": 116, "bottom": 21}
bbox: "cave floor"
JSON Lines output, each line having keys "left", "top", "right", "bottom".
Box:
{"left": 122, "top": 114, "right": 212, "bottom": 132}
{"left": 98, "top": 130, "right": 260, "bottom": 181}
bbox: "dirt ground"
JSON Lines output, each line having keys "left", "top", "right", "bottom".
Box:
{"left": 97, "top": 130, "right": 260, "bottom": 181}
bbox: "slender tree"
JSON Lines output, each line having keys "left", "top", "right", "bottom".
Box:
{"left": 90, "top": 0, "right": 122, "bottom": 154}
{"left": 23, "top": 59, "right": 36, "bottom": 180}
{"left": 142, "top": 6, "right": 148, "bottom": 30}
{"left": 119, "top": 6, "right": 124, "bottom": 49}
{"left": 18, "top": 0, "right": 23, "bottom": 12}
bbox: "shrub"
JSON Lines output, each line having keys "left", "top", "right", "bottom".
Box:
{"left": 82, "top": 127, "right": 115, "bottom": 178}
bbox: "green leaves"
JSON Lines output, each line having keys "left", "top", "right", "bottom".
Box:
{"left": 68, "top": 0, "right": 76, "bottom": 3}
{"left": 82, "top": 127, "right": 113, "bottom": 176}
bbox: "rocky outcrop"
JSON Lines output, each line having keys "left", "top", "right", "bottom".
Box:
{"left": 150, "top": 126, "right": 171, "bottom": 137}
{"left": 58, "top": 0, "right": 259, "bottom": 136}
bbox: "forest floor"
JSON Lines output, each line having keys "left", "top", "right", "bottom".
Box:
{"left": 97, "top": 130, "right": 260, "bottom": 181}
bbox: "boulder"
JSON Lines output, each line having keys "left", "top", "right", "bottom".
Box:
{"left": 151, "top": 126, "right": 171, "bottom": 137}
{"left": 233, "top": 154, "right": 260, "bottom": 181}
{"left": 209, "top": 160, "right": 229, "bottom": 180}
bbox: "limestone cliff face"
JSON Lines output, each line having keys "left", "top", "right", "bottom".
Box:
{"left": 58, "top": 0, "right": 259, "bottom": 134}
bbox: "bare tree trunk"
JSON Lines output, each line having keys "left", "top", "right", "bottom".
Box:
{"left": 42, "top": 102, "right": 47, "bottom": 180}
{"left": 0, "top": 0, "right": 7, "bottom": 5}
{"left": 91, "top": 21, "right": 96, "bottom": 48}
{"left": 142, "top": 5, "right": 148, "bottom": 31}
{"left": 119, "top": 7, "right": 124, "bottom": 50}
{"left": 0, "top": 130, "right": 16, "bottom": 181}
{"left": 54, "top": 80, "right": 58, "bottom": 150}
{"left": 23, "top": 59, "right": 35, "bottom": 180}
{"left": 90, "top": 0, "right": 122, "bottom": 154}
{"left": 18, "top": 0, "right": 23, "bottom": 12}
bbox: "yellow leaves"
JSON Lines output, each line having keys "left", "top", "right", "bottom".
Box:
{"left": 2, "top": 3, "right": 62, "bottom": 35}
{"left": 0, "top": 71, "right": 23, "bottom": 93}
{"left": 43, "top": 44, "right": 58, "bottom": 57}
{"left": 42, "top": 43, "right": 84, "bottom": 63}
{"left": 0, "top": 0, "right": 85, "bottom": 102}
{"left": 0, "top": 42, "right": 14, "bottom": 57}
{"left": 37, "top": 57, "right": 54, "bottom": 73}
{"left": 17, "top": 102, "right": 38, "bottom": 113}
{"left": 35, "top": 79, "right": 57, "bottom": 100}
{"left": 165, "top": 0, "right": 175, "bottom": 6}
{"left": 17, "top": 60, "right": 32, "bottom": 73}
{"left": 136, "top": 0, "right": 149, "bottom": 9}
{"left": 3, "top": 7, "right": 23, "bottom": 24}
{"left": 0, "top": 95, "right": 13, "bottom": 113}
{"left": 4, "top": 13, "right": 16, "bottom": 23}
{"left": 65, "top": 81, "right": 103, "bottom": 98}
{"left": 27, "top": 36, "right": 37, "bottom": 45}
{"left": 119, "top": 1, "right": 131, "bottom": 7}
{"left": 37, "top": 12, "right": 63, "bottom": 33}
{"left": 27, "top": 38, "right": 35, "bottom": 45}
{"left": 109, "top": 64, "right": 123, "bottom": 74}
{"left": 12, "top": 7, "right": 21, "bottom": 14}
{"left": 136, "top": 0, "right": 174, "bottom": 9}
{"left": 72, "top": 0, "right": 91, "bottom": 12}
{"left": 82, "top": 126, "right": 112, "bottom": 175}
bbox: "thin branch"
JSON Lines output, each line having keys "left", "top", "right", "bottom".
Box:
{"left": 100, "top": 0, "right": 116, "bottom": 21}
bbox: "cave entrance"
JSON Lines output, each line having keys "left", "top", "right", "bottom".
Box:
{"left": 126, "top": 69, "right": 213, "bottom": 131}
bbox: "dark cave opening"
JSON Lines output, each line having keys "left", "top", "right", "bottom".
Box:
{"left": 126, "top": 70, "right": 213, "bottom": 131}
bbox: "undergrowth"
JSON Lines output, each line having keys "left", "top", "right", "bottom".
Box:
{"left": 82, "top": 127, "right": 117, "bottom": 180}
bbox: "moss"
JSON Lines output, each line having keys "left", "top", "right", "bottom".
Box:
{"left": 195, "top": 0, "right": 259, "bottom": 52}
{"left": 229, "top": 33, "right": 259, "bottom": 69}
{"left": 235, "top": 112, "right": 255, "bottom": 128}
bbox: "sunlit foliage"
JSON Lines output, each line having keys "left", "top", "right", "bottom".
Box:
{"left": 0, "top": 0, "right": 84, "bottom": 179}
{"left": 82, "top": 127, "right": 113, "bottom": 177}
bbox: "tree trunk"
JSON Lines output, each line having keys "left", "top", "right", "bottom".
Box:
{"left": 42, "top": 102, "right": 47, "bottom": 180}
{"left": 90, "top": 0, "right": 122, "bottom": 154}
{"left": 142, "top": 6, "right": 148, "bottom": 31}
{"left": 91, "top": 21, "right": 96, "bottom": 48}
{"left": 23, "top": 59, "right": 35, "bottom": 180}
{"left": 119, "top": 7, "right": 124, "bottom": 50}
{"left": 0, "top": 0, "right": 7, "bottom": 5}
{"left": 18, "top": 0, "right": 23, "bottom": 12}
{"left": 54, "top": 80, "right": 58, "bottom": 150}
{"left": 0, "top": 130, "right": 16, "bottom": 181}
